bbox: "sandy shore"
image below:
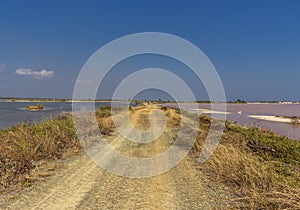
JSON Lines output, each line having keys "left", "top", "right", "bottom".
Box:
{"left": 248, "top": 115, "right": 293, "bottom": 123}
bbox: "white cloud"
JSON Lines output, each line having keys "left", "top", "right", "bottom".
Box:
{"left": 0, "top": 64, "right": 6, "bottom": 72}
{"left": 15, "top": 68, "right": 54, "bottom": 79}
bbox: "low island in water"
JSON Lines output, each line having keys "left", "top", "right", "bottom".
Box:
{"left": 26, "top": 103, "right": 45, "bottom": 111}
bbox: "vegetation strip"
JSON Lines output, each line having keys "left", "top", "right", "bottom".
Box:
{"left": 0, "top": 106, "right": 299, "bottom": 209}
{"left": 192, "top": 114, "right": 300, "bottom": 209}
{"left": 0, "top": 106, "right": 115, "bottom": 192}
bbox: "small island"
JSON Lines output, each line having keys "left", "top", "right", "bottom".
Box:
{"left": 26, "top": 103, "right": 45, "bottom": 111}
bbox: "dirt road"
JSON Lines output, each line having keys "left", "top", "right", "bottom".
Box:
{"left": 5, "top": 106, "right": 236, "bottom": 209}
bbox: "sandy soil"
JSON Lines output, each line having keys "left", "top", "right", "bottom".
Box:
{"left": 3, "top": 106, "right": 237, "bottom": 209}
{"left": 248, "top": 115, "right": 294, "bottom": 123}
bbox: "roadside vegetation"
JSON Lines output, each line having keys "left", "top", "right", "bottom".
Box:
{"left": 192, "top": 114, "right": 300, "bottom": 209}
{"left": 0, "top": 106, "right": 115, "bottom": 193}
{"left": 1, "top": 105, "right": 299, "bottom": 209}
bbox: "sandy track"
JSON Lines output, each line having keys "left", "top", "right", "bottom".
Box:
{"left": 5, "top": 106, "right": 236, "bottom": 209}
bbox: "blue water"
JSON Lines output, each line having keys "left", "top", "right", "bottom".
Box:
{"left": 0, "top": 102, "right": 128, "bottom": 130}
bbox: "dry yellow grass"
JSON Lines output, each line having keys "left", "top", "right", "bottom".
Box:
{"left": 1, "top": 106, "right": 299, "bottom": 209}
{"left": 0, "top": 107, "right": 116, "bottom": 193}
{"left": 192, "top": 115, "right": 300, "bottom": 209}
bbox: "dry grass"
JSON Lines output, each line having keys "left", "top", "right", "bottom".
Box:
{"left": 2, "top": 105, "right": 299, "bottom": 209}
{"left": 192, "top": 115, "right": 300, "bottom": 209}
{"left": 164, "top": 107, "right": 181, "bottom": 127}
{"left": 97, "top": 116, "right": 115, "bottom": 135}
{"left": 0, "top": 114, "right": 78, "bottom": 191}
{"left": 0, "top": 106, "right": 116, "bottom": 193}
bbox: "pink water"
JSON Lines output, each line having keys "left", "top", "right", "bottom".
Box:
{"left": 168, "top": 103, "right": 300, "bottom": 140}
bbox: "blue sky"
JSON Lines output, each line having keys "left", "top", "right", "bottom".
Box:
{"left": 0, "top": 0, "right": 299, "bottom": 101}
